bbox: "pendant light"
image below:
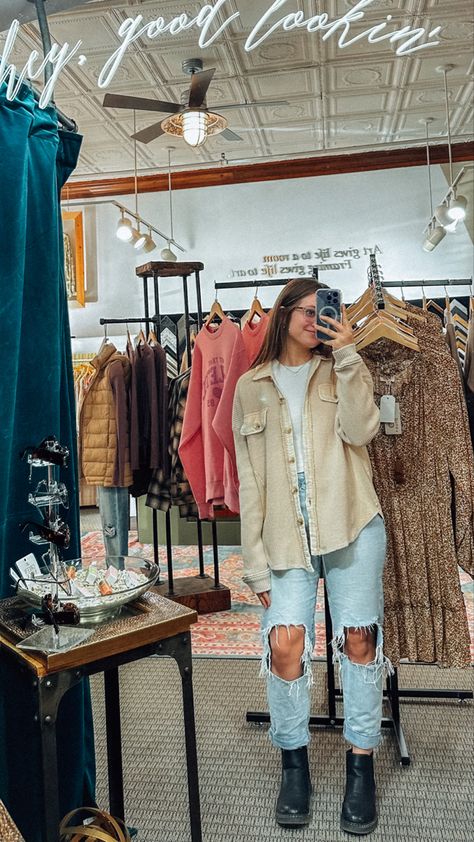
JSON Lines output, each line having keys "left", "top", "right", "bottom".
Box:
{"left": 422, "top": 118, "right": 446, "bottom": 252}
{"left": 434, "top": 66, "right": 468, "bottom": 227}
{"left": 130, "top": 111, "right": 144, "bottom": 252}
{"left": 161, "top": 147, "right": 178, "bottom": 262}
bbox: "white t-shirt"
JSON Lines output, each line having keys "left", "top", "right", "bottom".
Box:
{"left": 272, "top": 359, "right": 312, "bottom": 471}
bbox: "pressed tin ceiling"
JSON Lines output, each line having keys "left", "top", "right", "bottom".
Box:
{"left": 4, "top": 0, "right": 474, "bottom": 178}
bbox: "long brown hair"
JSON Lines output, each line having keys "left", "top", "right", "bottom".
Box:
{"left": 252, "top": 278, "right": 332, "bottom": 368}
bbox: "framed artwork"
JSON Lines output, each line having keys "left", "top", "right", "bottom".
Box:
{"left": 62, "top": 210, "right": 85, "bottom": 307}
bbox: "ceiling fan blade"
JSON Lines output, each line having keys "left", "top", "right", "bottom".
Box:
{"left": 221, "top": 128, "right": 244, "bottom": 142}
{"left": 103, "top": 93, "right": 181, "bottom": 114}
{"left": 217, "top": 100, "right": 290, "bottom": 111}
{"left": 188, "top": 68, "right": 216, "bottom": 108}
{"left": 132, "top": 122, "right": 166, "bottom": 144}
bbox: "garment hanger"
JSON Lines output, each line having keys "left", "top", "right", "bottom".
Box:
{"left": 148, "top": 326, "right": 158, "bottom": 345}
{"left": 444, "top": 287, "right": 453, "bottom": 326}
{"left": 205, "top": 294, "right": 226, "bottom": 326}
{"left": 353, "top": 310, "right": 416, "bottom": 341}
{"left": 98, "top": 323, "right": 110, "bottom": 352}
{"left": 247, "top": 290, "right": 267, "bottom": 325}
{"left": 355, "top": 317, "right": 419, "bottom": 351}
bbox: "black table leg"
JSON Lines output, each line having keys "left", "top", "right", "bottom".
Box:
{"left": 35, "top": 671, "right": 80, "bottom": 842}
{"left": 161, "top": 634, "right": 202, "bottom": 842}
{"left": 104, "top": 667, "right": 125, "bottom": 820}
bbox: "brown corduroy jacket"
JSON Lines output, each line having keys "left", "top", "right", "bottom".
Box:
{"left": 79, "top": 343, "right": 132, "bottom": 488}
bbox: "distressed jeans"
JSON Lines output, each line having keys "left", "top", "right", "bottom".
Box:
{"left": 97, "top": 486, "right": 130, "bottom": 561}
{"left": 261, "top": 473, "right": 391, "bottom": 751}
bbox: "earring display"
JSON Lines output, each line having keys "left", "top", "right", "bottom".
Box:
{"left": 13, "top": 436, "right": 159, "bottom": 630}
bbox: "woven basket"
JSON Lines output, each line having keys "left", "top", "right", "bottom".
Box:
{"left": 59, "top": 808, "right": 131, "bottom": 842}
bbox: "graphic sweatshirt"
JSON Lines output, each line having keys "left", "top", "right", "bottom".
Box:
{"left": 179, "top": 316, "right": 249, "bottom": 518}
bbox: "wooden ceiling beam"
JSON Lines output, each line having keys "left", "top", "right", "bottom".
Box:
{"left": 64, "top": 142, "right": 474, "bottom": 200}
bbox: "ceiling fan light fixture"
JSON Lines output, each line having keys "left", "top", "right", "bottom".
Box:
{"left": 161, "top": 109, "right": 227, "bottom": 147}
{"left": 116, "top": 213, "right": 133, "bottom": 242}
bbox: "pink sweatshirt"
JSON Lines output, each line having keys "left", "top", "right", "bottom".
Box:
{"left": 179, "top": 316, "right": 249, "bottom": 519}
{"left": 241, "top": 313, "right": 270, "bottom": 365}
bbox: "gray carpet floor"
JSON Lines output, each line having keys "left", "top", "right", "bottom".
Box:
{"left": 90, "top": 659, "right": 473, "bottom": 842}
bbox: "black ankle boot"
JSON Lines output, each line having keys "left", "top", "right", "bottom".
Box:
{"left": 340, "top": 749, "right": 378, "bottom": 835}
{"left": 275, "top": 746, "right": 312, "bottom": 827}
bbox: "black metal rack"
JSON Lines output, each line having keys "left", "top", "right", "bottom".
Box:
{"left": 132, "top": 262, "right": 230, "bottom": 613}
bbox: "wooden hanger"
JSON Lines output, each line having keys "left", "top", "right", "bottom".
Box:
{"left": 135, "top": 327, "right": 147, "bottom": 346}
{"left": 205, "top": 296, "right": 226, "bottom": 326}
{"left": 147, "top": 327, "right": 158, "bottom": 345}
{"left": 247, "top": 293, "right": 266, "bottom": 324}
{"left": 355, "top": 316, "right": 419, "bottom": 352}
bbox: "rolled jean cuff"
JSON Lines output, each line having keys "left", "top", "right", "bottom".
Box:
{"left": 343, "top": 725, "right": 381, "bottom": 751}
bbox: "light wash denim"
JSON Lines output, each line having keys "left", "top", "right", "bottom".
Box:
{"left": 97, "top": 486, "right": 130, "bottom": 562}
{"left": 261, "top": 473, "right": 391, "bottom": 751}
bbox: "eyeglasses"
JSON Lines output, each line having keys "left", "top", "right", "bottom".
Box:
{"left": 294, "top": 306, "right": 316, "bottom": 320}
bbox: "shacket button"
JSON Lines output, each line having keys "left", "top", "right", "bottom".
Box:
{"left": 292, "top": 487, "right": 298, "bottom": 494}
{"left": 289, "top": 456, "right": 295, "bottom": 463}
{"left": 279, "top": 397, "right": 285, "bottom": 404}
{"left": 285, "top": 427, "right": 292, "bottom": 434}
{"left": 297, "top": 517, "right": 304, "bottom": 525}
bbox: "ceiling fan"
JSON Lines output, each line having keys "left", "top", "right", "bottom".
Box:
{"left": 102, "top": 58, "right": 289, "bottom": 148}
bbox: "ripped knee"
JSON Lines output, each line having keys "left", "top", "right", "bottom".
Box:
{"left": 260, "top": 624, "right": 314, "bottom": 687}
{"left": 344, "top": 626, "right": 376, "bottom": 664}
{"left": 331, "top": 622, "right": 394, "bottom": 683}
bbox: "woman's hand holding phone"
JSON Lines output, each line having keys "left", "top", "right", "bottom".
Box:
{"left": 316, "top": 304, "right": 354, "bottom": 351}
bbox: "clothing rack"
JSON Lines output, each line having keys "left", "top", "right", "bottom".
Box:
{"left": 382, "top": 278, "right": 472, "bottom": 288}
{"left": 133, "top": 262, "right": 231, "bottom": 614}
{"left": 214, "top": 268, "right": 319, "bottom": 292}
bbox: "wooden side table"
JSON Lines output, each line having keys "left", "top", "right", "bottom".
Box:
{"left": 0, "top": 593, "right": 201, "bottom": 842}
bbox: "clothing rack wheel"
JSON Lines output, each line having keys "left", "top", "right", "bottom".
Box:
{"left": 136, "top": 262, "right": 231, "bottom": 615}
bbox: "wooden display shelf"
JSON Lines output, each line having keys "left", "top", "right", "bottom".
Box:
{"left": 153, "top": 577, "right": 231, "bottom": 615}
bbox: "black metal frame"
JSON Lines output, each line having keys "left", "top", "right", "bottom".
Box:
{"left": 2, "top": 631, "right": 201, "bottom": 842}
{"left": 135, "top": 264, "right": 223, "bottom": 597}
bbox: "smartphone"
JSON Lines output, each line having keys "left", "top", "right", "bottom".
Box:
{"left": 316, "top": 288, "right": 342, "bottom": 342}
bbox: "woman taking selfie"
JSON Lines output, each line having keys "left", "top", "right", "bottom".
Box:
{"left": 232, "top": 278, "right": 391, "bottom": 835}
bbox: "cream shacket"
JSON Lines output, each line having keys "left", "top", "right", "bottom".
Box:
{"left": 232, "top": 344, "right": 382, "bottom": 594}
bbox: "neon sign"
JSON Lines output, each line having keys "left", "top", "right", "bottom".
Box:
{"left": 1, "top": 0, "right": 443, "bottom": 109}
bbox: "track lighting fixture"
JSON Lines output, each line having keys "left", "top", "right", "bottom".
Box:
{"left": 421, "top": 67, "right": 469, "bottom": 251}
{"left": 116, "top": 211, "right": 133, "bottom": 242}
{"left": 161, "top": 243, "right": 177, "bottom": 262}
{"left": 422, "top": 220, "right": 446, "bottom": 253}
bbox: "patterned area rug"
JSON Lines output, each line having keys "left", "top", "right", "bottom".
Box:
{"left": 80, "top": 531, "right": 474, "bottom": 661}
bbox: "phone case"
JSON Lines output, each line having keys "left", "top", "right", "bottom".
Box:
{"left": 316, "top": 289, "right": 342, "bottom": 342}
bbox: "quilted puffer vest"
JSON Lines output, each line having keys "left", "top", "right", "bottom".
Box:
{"left": 80, "top": 344, "right": 132, "bottom": 488}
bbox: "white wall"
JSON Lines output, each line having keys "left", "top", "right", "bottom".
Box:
{"left": 69, "top": 164, "right": 473, "bottom": 352}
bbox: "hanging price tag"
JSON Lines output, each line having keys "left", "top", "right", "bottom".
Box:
{"left": 379, "top": 394, "right": 396, "bottom": 423}
{"left": 385, "top": 402, "right": 402, "bottom": 435}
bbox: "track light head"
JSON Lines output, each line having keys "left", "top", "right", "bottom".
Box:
{"left": 161, "top": 244, "right": 177, "bottom": 262}
{"left": 422, "top": 221, "right": 446, "bottom": 252}
{"left": 434, "top": 202, "right": 452, "bottom": 228}
{"left": 116, "top": 214, "right": 133, "bottom": 242}
{"left": 448, "top": 194, "right": 467, "bottom": 221}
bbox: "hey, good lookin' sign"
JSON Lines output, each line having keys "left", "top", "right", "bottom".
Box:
{"left": 1, "top": 0, "right": 443, "bottom": 109}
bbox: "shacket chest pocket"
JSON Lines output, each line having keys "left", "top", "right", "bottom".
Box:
{"left": 318, "top": 383, "right": 339, "bottom": 403}
{"left": 240, "top": 408, "right": 268, "bottom": 483}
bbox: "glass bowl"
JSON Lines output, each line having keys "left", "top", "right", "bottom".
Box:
{"left": 16, "top": 556, "right": 159, "bottom": 624}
